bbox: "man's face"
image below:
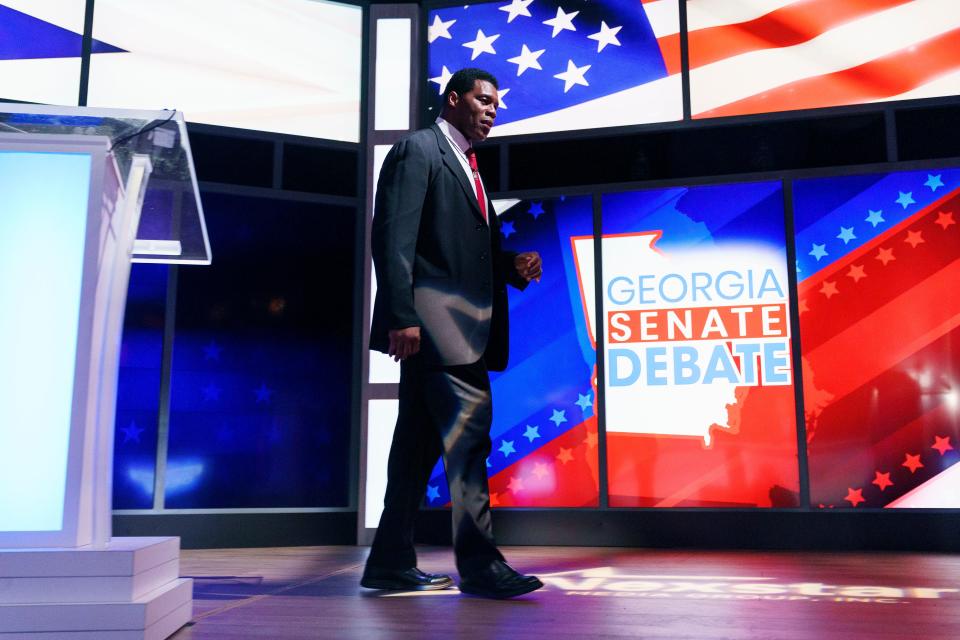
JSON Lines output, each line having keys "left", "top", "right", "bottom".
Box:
{"left": 446, "top": 79, "right": 499, "bottom": 142}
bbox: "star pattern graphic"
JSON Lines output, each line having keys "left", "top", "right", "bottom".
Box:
{"left": 499, "top": 0, "right": 533, "bottom": 23}
{"left": 429, "top": 65, "right": 454, "bottom": 94}
{"left": 507, "top": 43, "right": 545, "bottom": 75}
{"left": 932, "top": 435, "right": 954, "bottom": 456}
{"left": 499, "top": 439, "right": 516, "bottom": 457}
{"left": 836, "top": 227, "right": 856, "bottom": 244}
{"left": 120, "top": 420, "right": 144, "bottom": 444}
{"left": 542, "top": 6, "right": 578, "bottom": 37}
{"left": 523, "top": 424, "right": 541, "bottom": 442}
{"left": 844, "top": 487, "right": 865, "bottom": 507}
{"left": 583, "top": 431, "right": 598, "bottom": 448}
{"left": 819, "top": 280, "right": 838, "bottom": 299}
{"left": 556, "top": 447, "right": 574, "bottom": 465}
{"left": 872, "top": 471, "right": 893, "bottom": 491}
{"left": 903, "top": 230, "right": 924, "bottom": 248}
{"left": 508, "top": 475, "right": 525, "bottom": 494}
{"left": 550, "top": 409, "right": 567, "bottom": 426}
{"left": 895, "top": 191, "right": 915, "bottom": 209}
{"left": 809, "top": 243, "right": 827, "bottom": 261}
{"left": 847, "top": 264, "right": 866, "bottom": 282}
{"left": 935, "top": 210, "right": 955, "bottom": 230}
{"left": 865, "top": 209, "right": 885, "bottom": 227}
{"left": 254, "top": 382, "right": 273, "bottom": 403}
{"left": 497, "top": 87, "right": 510, "bottom": 109}
{"left": 554, "top": 59, "right": 591, "bottom": 93}
{"left": 925, "top": 174, "right": 944, "bottom": 191}
{"left": 587, "top": 21, "right": 622, "bottom": 52}
{"left": 501, "top": 220, "right": 516, "bottom": 238}
{"left": 902, "top": 453, "right": 924, "bottom": 473}
{"left": 463, "top": 28, "right": 500, "bottom": 60}
{"left": 532, "top": 462, "right": 550, "bottom": 480}
{"left": 202, "top": 383, "right": 221, "bottom": 402}
{"left": 528, "top": 201, "right": 545, "bottom": 218}
{"left": 203, "top": 341, "right": 222, "bottom": 361}
{"left": 426, "top": 484, "right": 441, "bottom": 503}
{"left": 875, "top": 247, "right": 895, "bottom": 265}
{"left": 428, "top": 15, "right": 456, "bottom": 43}
{"left": 575, "top": 393, "right": 592, "bottom": 412}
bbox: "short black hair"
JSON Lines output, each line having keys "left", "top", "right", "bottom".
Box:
{"left": 441, "top": 68, "right": 498, "bottom": 103}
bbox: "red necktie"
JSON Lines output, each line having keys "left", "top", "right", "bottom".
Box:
{"left": 466, "top": 147, "right": 487, "bottom": 222}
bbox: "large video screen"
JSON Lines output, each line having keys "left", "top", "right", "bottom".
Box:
{"left": 164, "top": 193, "right": 354, "bottom": 508}
{"left": 426, "top": 0, "right": 682, "bottom": 137}
{"left": 87, "top": 0, "right": 362, "bottom": 141}
{"left": 424, "top": 196, "right": 600, "bottom": 508}
{"left": 690, "top": 0, "right": 960, "bottom": 119}
{"left": 796, "top": 168, "right": 960, "bottom": 508}
{"left": 597, "top": 182, "right": 801, "bottom": 507}
{"left": 0, "top": 1, "right": 89, "bottom": 105}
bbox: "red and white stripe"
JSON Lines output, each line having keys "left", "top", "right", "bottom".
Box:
{"left": 654, "top": 0, "right": 960, "bottom": 118}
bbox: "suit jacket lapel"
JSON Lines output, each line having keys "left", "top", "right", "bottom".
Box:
{"left": 431, "top": 124, "right": 487, "bottom": 224}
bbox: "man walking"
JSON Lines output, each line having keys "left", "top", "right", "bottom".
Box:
{"left": 362, "top": 68, "right": 543, "bottom": 599}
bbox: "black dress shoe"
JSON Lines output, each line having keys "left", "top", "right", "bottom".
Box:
{"left": 360, "top": 566, "right": 454, "bottom": 591}
{"left": 459, "top": 560, "right": 544, "bottom": 599}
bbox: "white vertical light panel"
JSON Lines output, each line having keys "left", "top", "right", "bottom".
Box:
{"left": 364, "top": 399, "right": 400, "bottom": 528}
{"left": 0, "top": 151, "right": 92, "bottom": 532}
{"left": 374, "top": 19, "right": 412, "bottom": 131}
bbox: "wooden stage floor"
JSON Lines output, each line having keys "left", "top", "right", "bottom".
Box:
{"left": 172, "top": 545, "right": 960, "bottom": 639}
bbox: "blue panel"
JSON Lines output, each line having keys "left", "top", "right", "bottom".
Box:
{"left": 112, "top": 264, "right": 167, "bottom": 509}
{"left": 0, "top": 150, "right": 91, "bottom": 532}
{"left": 0, "top": 5, "right": 124, "bottom": 61}
{"left": 164, "top": 193, "right": 355, "bottom": 508}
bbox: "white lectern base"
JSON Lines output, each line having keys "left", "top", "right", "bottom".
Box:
{"left": 0, "top": 537, "right": 193, "bottom": 639}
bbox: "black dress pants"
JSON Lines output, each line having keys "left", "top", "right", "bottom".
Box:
{"left": 366, "top": 355, "right": 504, "bottom": 576}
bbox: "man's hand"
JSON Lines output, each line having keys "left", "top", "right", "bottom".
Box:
{"left": 515, "top": 252, "right": 542, "bottom": 283}
{"left": 388, "top": 327, "right": 421, "bottom": 361}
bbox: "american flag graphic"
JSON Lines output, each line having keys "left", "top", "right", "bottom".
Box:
{"left": 426, "top": 0, "right": 683, "bottom": 136}
{"left": 796, "top": 168, "right": 960, "bottom": 508}
{"left": 687, "top": 0, "right": 960, "bottom": 118}
{"left": 428, "top": 0, "right": 960, "bottom": 132}
{"left": 425, "top": 196, "right": 602, "bottom": 507}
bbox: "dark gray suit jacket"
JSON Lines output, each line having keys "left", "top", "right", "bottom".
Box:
{"left": 370, "top": 124, "right": 526, "bottom": 371}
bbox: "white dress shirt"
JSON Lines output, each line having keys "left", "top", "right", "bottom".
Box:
{"left": 435, "top": 116, "right": 488, "bottom": 208}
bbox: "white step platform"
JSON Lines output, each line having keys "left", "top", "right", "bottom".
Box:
{"left": 0, "top": 537, "right": 193, "bottom": 639}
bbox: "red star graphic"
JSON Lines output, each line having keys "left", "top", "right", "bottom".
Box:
{"left": 844, "top": 488, "right": 865, "bottom": 507}
{"left": 798, "top": 298, "right": 810, "bottom": 314}
{"left": 932, "top": 435, "right": 954, "bottom": 456}
{"left": 904, "top": 230, "right": 925, "bottom": 248}
{"left": 902, "top": 453, "right": 924, "bottom": 473}
{"left": 935, "top": 210, "right": 955, "bottom": 230}
{"left": 872, "top": 471, "right": 893, "bottom": 491}
{"left": 876, "top": 247, "right": 895, "bottom": 265}
{"left": 556, "top": 447, "right": 574, "bottom": 465}
{"left": 820, "top": 280, "right": 839, "bottom": 299}
{"left": 847, "top": 264, "right": 867, "bottom": 283}
{"left": 507, "top": 476, "right": 525, "bottom": 494}
{"left": 583, "top": 431, "right": 598, "bottom": 448}
{"left": 490, "top": 491, "right": 501, "bottom": 507}
{"left": 531, "top": 462, "right": 550, "bottom": 480}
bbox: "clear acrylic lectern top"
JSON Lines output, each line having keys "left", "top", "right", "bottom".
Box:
{"left": 0, "top": 103, "right": 210, "bottom": 264}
